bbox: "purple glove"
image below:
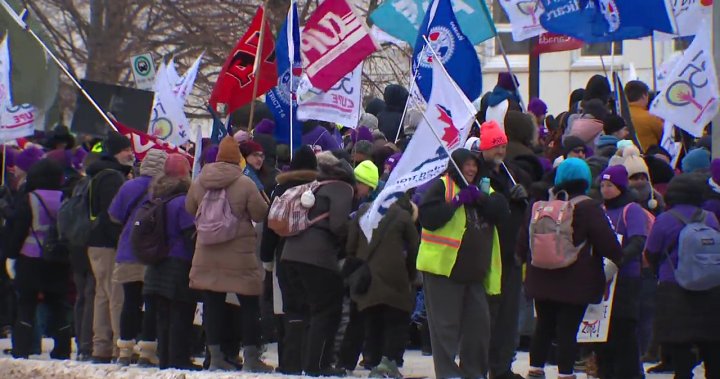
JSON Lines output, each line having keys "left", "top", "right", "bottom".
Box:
{"left": 452, "top": 185, "right": 481, "bottom": 207}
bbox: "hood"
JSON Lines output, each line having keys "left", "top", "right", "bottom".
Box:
{"left": 597, "top": 134, "right": 620, "bottom": 148}
{"left": 665, "top": 173, "right": 707, "bottom": 207}
{"left": 568, "top": 117, "right": 603, "bottom": 143}
{"left": 583, "top": 75, "right": 611, "bottom": 103}
{"left": 276, "top": 169, "right": 318, "bottom": 186}
{"left": 449, "top": 148, "right": 479, "bottom": 188}
{"left": 487, "top": 86, "right": 518, "bottom": 107}
{"left": 139, "top": 149, "right": 167, "bottom": 177}
{"left": 86, "top": 155, "right": 131, "bottom": 177}
{"left": 365, "top": 98, "right": 386, "bottom": 116}
{"left": 383, "top": 84, "right": 409, "bottom": 111}
{"left": 151, "top": 175, "right": 189, "bottom": 198}
{"left": 645, "top": 155, "right": 675, "bottom": 184}
{"left": 198, "top": 162, "right": 243, "bottom": 190}
{"left": 504, "top": 111, "right": 535, "bottom": 146}
{"left": 316, "top": 151, "right": 355, "bottom": 183}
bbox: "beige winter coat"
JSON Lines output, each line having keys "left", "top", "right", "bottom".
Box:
{"left": 185, "top": 162, "right": 268, "bottom": 295}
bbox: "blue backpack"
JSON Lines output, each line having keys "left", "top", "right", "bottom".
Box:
{"left": 667, "top": 209, "right": 720, "bottom": 291}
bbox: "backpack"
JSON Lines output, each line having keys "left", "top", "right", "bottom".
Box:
{"left": 130, "top": 194, "right": 182, "bottom": 265}
{"left": 528, "top": 190, "right": 591, "bottom": 269}
{"left": 29, "top": 192, "right": 70, "bottom": 263}
{"left": 666, "top": 209, "right": 720, "bottom": 291}
{"left": 57, "top": 170, "right": 122, "bottom": 246}
{"left": 267, "top": 180, "right": 348, "bottom": 237}
{"left": 195, "top": 188, "right": 238, "bottom": 245}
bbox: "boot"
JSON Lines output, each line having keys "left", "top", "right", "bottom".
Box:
{"left": 208, "top": 345, "right": 236, "bottom": 371}
{"left": 116, "top": 339, "right": 135, "bottom": 366}
{"left": 369, "top": 357, "right": 402, "bottom": 378}
{"left": 242, "top": 345, "right": 274, "bottom": 373}
{"left": 136, "top": 340, "right": 159, "bottom": 367}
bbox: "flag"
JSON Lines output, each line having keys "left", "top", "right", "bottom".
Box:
{"left": 300, "top": 0, "right": 379, "bottom": 92}
{"left": 360, "top": 58, "right": 475, "bottom": 240}
{"left": 660, "top": 120, "right": 681, "bottom": 168}
{"left": 532, "top": 32, "right": 584, "bottom": 54}
{"left": 539, "top": 0, "right": 676, "bottom": 43}
{"left": 297, "top": 63, "right": 363, "bottom": 128}
{"left": 148, "top": 62, "right": 191, "bottom": 145}
{"left": 412, "top": 0, "right": 484, "bottom": 102}
{"left": 369, "top": 0, "right": 496, "bottom": 47}
{"left": 0, "top": 35, "right": 35, "bottom": 141}
{"left": 114, "top": 120, "right": 192, "bottom": 163}
{"left": 656, "top": 54, "right": 682, "bottom": 89}
{"left": 656, "top": 0, "right": 713, "bottom": 38}
{"left": 192, "top": 126, "right": 203, "bottom": 179}
{"left": 209, "top": 7, "right": 277, "bottom": 115}
{"left": 208, "top": 104, "right": 228, "bottom": 144}
{"left": 614, "top": 72, "right": 642, "bottom": 152}
{"left": 499, "top": 0, "right": 546, "bottom": 41}
{"left": 651, "top": 23, "right": 719, "bottom": 137}
{"left": 266, "top": 0, "right": 303, "bottom": 149}
{"left": 173, "top": 53, "right": 203, "bottom": 101}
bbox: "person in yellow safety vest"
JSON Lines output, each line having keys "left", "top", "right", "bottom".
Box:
{"left": 416, "top": 148, "right": 509, "bottom": 379}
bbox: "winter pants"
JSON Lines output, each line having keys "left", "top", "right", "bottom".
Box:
{"left": 88, "top": 247, "right": 123, "bottom": 358}
{"left": 423, "top": 273, "right": 491, "bottom": 379}
{"left": 668, "top": 342, "right": 720, "bottom": 379}
{"left": 281, "top": 261, "right": 344, "bottom": 373}
{"left": 203, "top": 291, "right": 261, "bottom": 347}
{"left": 530, "top": 300, "right": 588, "bottom": 376}
{"left": 154, "top": 295, "right": 195, "bottom": 369}
{"left": 73, "top": 269, "right": 95, "bottom": 356}
{"left": 363, "top": 304, "right": 409, "bottom": 364}
{"left": 12, "top": 287, "right": 71, "bottom": 359}
{"left": 119, "top": 281, "right": 156, "bottom": 341}
{"left": 597, "top": 317, "right": 643, "bottom": 379}
{"left": 339, "top": 300, "right": 370, "bottom": 370}
{"left": 489, "top": 261, "right": 523, "bottom": 377}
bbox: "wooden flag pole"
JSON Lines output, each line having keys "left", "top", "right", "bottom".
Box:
{"left": 248, "top": 0, "right": 270, "bottom": 132}
{"left": 650, "top": 35, "right": 658, "bottom": 92}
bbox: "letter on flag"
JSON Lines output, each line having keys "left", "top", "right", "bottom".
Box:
{"left": 0, "top": 35, "right": 36, "bottom": 141}
{"left": 114, "top": 120, "right": 192, "bottom": 163}
{"left": 650, "top": 22, "right": 719, "bottom": 137}
{"left": 148, "top": 62, "right": 191, "bottom": 146}
{"left": 499, "top": 0, "right": 546, "bottom": 41}
{"left": 370, "top": 0, "right": 497, "bottom": 47}
{"left": 532, "top": 32, "right": 583, "bottom": 54}
{"left": 209, "top": 7, "right": 278, "bottom": 115}
{"left": 412, "top": 0, "right": 484, "bottom": 102}
{"left": 297, "top": 63, "right": 363, "bottom": 128}
{"left": 300, "top": 0, "right": 379, "bottom": 92}
{"left": 360, "top": 58, "right": 475, "bottom": 241}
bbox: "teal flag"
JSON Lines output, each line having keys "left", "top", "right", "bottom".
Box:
{"left": 370, "top": 0, "right": 495, "bottom": 47}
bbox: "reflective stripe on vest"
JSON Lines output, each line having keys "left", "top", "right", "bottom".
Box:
{"left": 417, "top": 174, "right": 502, "bottom": 295}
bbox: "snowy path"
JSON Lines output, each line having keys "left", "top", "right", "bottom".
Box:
{"left": 0, "top": 338, "right": 703, "bottom": 378}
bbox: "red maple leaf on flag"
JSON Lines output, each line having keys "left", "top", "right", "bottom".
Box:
{"left": 436, "top": 104, "right": 459, "bottom": 149}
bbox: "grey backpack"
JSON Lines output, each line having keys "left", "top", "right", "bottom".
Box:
{"left": 667, "top": 209, "right": 720, "bottom": 291}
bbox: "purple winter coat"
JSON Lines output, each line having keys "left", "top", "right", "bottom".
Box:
{"left": 108, "top": 176, "right": 152, "bottom": 263}
{"left": 302, "top": 126, "right": 342, "bottom": 152}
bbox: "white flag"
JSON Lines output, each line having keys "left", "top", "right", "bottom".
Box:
{"left": 148, "top": 62, "right": 191, "bottom": 145}
{"left": 360, "top": 58, "right": 475, "bottom": 240}
{"left": 173, "top": 53, "right": 203, "bottom": 102}
{"left": 655, "top": 0, "right": 712, "bottom": 39}
{"left": 660, "top": 120, "right": 681, "bottom": 168}
{"left": 0, "top": 35, "right": 11, "bottom": 109}
{"left": 297, "top": 63, "right": 363, "bottom": 128}
{"left": 0, "top": 36, "right": 35, "bottom": 141}
{"left": 651, "top": 22, "right": 719, "bottom": 137}
{"left": 192, "top": 126, "right": 203, "bottom": 179}
{"left": 499, "top": 0, "right": 546, "bottom": 41}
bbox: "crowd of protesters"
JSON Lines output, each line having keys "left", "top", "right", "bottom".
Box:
{"left": 0, "top": 73, "right": 719, "bottom": 379}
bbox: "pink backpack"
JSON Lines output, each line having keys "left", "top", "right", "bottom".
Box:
{"left": 528, "top": 191, "right": 591, "bottom": 269}
{"left": 195, "top": 188, "right": 238, "bottom": 245}
{"left": 268, "top": 180, "right": 352, "bottom": 237}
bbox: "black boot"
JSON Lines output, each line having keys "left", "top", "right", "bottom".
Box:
{"left": 279, "top": 319, "right": 305, "bottom": 374}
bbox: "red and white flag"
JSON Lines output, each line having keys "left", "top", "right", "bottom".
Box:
{"left": 532, "top": 32, "right": 583, "bottom": 55}
{"left": 209, "top": 7, "right": 277, "bottom": 115}
{"left": 114, "top": 120, "right": 192, "bottom": 163}
{"left": 300, "top": 0, "right": 379, "bottom": 92}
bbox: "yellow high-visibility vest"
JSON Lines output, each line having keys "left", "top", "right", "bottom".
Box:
{"left": 417, "top": 174, "right": 502, "bottom": 295}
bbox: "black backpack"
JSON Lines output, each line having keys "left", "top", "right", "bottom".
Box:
{"left": 129, "top": 194, "right": 182, "bottom": 265}
{"left": 29, "top": 192, "right": 70, "bottom": 263}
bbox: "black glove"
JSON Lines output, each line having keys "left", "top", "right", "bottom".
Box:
{"left": 509, "top": 184, "right": 528, "bottom": 201}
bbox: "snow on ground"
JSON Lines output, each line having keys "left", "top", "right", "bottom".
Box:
{"left": 0, "top": 338, "right": 705, "bottom": 378}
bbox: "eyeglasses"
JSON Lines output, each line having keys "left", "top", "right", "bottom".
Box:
{"left": 571, "top": 147, "right": 586, "bottom": 154}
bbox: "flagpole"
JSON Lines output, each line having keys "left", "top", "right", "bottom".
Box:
{"left": 248, "top": 0, "right": 270, "bottom": 132}
{"left": 289, "top": 2, "right": 294, "bottom": 160}
{"left": 1, "top": 144, "right": 5, "bottom": 187}
{"left": 610, "top": 41, "right": 616, "bottom": 91}
{"left": 394, "top": 69, "right": 420, "bottom": 144}
{"left": 416, "top": 108, "right": 468, "bottom": 187}
{"left": 650, "top": 36, "right": 658, "bottom": 91}
{"left": 495, "top": 36, "right": 526, "bottom": 112}
{"left": 2, "top": 6, "right": 117, "bottom": 132}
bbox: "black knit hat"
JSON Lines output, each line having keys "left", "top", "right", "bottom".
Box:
{"left": 562, "top": 136, "right": 587, "bottom": 157}
{"left": 584, "top": 75, "right": 612, "bottom": 103}
{"left": 665, "top": 173, "right": 707, "bottom": 207}
{"left": 603, "top": 114, "right": 626, "bottom": 135}
{"left": 104, "top": 131, "right": 131, "bottom": 156}
{"left": 290, "top": 145, "right": 318, "bottom": 171}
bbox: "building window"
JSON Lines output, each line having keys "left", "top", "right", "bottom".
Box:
{"left": 491, "top": 2, "right": 530, "bottom": 55}
{"left": 581, "top": 42, "right": 623, "bottom": 56}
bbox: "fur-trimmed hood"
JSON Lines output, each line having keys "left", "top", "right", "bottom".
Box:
{"left": 150, "top": 175, "right": 189, "bottom": 199}
{"left": 276, "top": 169, "right": 318, "bottom": 186}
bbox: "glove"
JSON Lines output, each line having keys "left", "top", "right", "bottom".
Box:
{"left": 262, "top": 261, "right": 274, "bottom": 272}
{"left": 451, "top": 185, "right": 481, "bottom": 207}
{"left": 509, "top": 184, "right": 529, "bottom": 201}
{"left": 604, "top": 260, "right": 619, "bottom": 282}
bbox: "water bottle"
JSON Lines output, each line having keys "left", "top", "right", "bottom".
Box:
{"left": 479, "top": 177, "right": 491, "bottom": 194}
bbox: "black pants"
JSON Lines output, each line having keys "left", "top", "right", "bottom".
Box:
{"left": 12, "top": 288, "right": 71, "bottom": 359}
{"left": 73, "top": 269, "right": 95, "bottom": 355}
{"left": 363, "top": 305, "right": 409, "bottom": 364}
{"left": 489, "top": 260, "right": 523, "bottom": 377}
{"left": 119, "top": 281, "right": 156, "bottom": 341}
{"left": 281, "top": 261, "right": 344, "bottom": 373}
{"left": 597, "top": 317, "right": 643, "bottom": 379}
{"left": 530, "top": 300, "right": 587, "bottom": 376}
{"left": 154, "top": 295, "right": 195, "bottom": 369}
{"left": 339, "top": 300, "right": 372, "bottom": 370}
{"left": 203, "top": 291, "right": 261, "bottom": 347}
{"left": 668, "top": 342, "right": 720, "bottom": 379}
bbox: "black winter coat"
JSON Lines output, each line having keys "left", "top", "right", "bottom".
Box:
{"left": 85, "top": 156, "right": 131, "bottom": 248}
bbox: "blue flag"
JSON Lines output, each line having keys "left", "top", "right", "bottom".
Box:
{"left": 370, "top": 0, "right": 495, "bottom": 47}
{"left": 266, "top": 0, "right": 303, "bottom": 150}
{"left": 412, "top": 0, "right": 484, "bottom": 102}
{"left": 540, "top": 0, "right": 675, "bottom": 43}
{"left": 207, "top": 104, "right": 227, "bottom": 144}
